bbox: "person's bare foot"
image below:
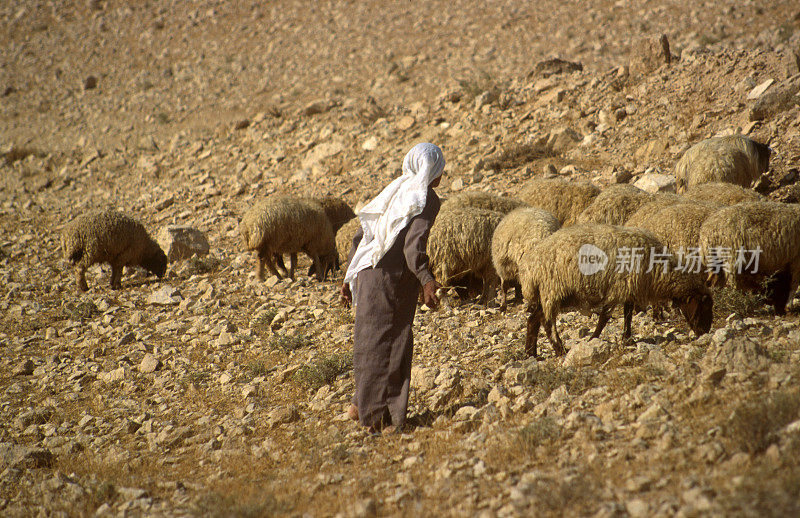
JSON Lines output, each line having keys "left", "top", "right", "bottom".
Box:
{"left": 347, "top": 404, "right": 359, "bottom": 421}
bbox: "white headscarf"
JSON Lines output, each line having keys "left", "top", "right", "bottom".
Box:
{"left": 344, "top": 143, "right": 445, "bottom": 288}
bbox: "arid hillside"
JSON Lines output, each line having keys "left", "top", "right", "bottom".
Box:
{"left": 2, "top": 0, "right": 800, "bottom": 516}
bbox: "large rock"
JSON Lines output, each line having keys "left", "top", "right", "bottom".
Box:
{"left": 633, "top": 173, "right": 676, "bottom": 193}
{"left": 634, "top": 138, "right": 668, "bottom": 164}
{"left": 301, "top": 140, "right": 344, "bottom": 169}
{"left": 563, "top": 338, "right": 612, "bottom": 367}
{"left": 748, "top": 75, "right": 800, "bottom": 121}
{"left": 147, "top": 286, "right": 182, "bottom": 305}
{"left": 546, "top": 128, "right": 581, "bottom": 153}
{"left": 157, "top": 225, "right": 209, "bottom": 262}
{"left": 701, "top": 337, "right": 770, "bottom": 377}
{"left": 0, "top": 443, "right": 54, "bottom": 469}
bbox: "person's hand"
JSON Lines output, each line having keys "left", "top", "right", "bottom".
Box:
{"left": 340, "top": 283, "right": 352, "bottom": 308}
{"left": 422, "top": 280, "right": 441, "bottom": 310}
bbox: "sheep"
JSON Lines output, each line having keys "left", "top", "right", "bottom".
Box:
{"left": 490, "top": 207, "right": 561, "bottom": 309}
{"left": 682, "top": 182, "right": 766, "bottom": 205}
{"left": 631, "top": 202, "right": 720, "bottom": 255}
{"left": 517, "top": 178, "right": 600, "bottom": 226}
{"left": 623, "top": 193, "right": 686, "bottom": 227}
{"left": 518, "top": 224, "right": 713, "bottom": 358}
{"left": 239, "top": 196, "right": 337, "bottom": 281}
{"left": 699, "top": 201, "right": 800, "bottom": 315}
{"left": 61, "top": 210, "right": 167, "bottom": 291}
{"left": 309, "top": 196, "right": 355, "bottom": 233}
{"left": 275, "top": 196, "right": 355, "bottom": 276}
{"left": 441, "top": 191, "right": 528, "bottom": 215}
{"left": 674, "top": 135, "right": 771, "bottom": 193}
{"left": 335, "top": 217, "right": 361, "bottom": 270}
{"left": 427, "top": 207, "right": 505, "bottom": 303}
{"left": 575, "top": 184, "right": 655, "bottom": 225}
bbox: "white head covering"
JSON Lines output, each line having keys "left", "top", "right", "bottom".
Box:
{"left": 344, "top": 143, "right": 445, "bottom": 288}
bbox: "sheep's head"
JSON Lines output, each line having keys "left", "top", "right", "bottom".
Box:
{"left": 315, "top": 252, "right": 339, "bottom": 281}
{"left": 754, "top": 140, "right": 771, "bottom": 174}
{"left": 142, "top": 247, "right": 168, "bottom": 278}
{"left": 675, "top": 291, "right": 713, "bottom": 336}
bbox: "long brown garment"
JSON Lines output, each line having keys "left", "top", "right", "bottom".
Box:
{"left": 348, "top": 189, "right": 440, "bottom": 429}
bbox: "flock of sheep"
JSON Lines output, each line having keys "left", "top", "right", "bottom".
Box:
{"left": 61, "top": 134, "right": 799, "bottom": 358}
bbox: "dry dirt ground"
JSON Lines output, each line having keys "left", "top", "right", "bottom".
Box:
{"left": 3, "top": 0, "right": 800, "bottom": 516}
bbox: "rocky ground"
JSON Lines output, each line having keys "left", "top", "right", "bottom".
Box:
{"left": 2, "top": 0, "right": 800, "bottom": 516}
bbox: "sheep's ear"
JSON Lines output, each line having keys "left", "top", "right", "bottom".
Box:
{"left": 684, "top": 296, "right": 699, "bottom": 319}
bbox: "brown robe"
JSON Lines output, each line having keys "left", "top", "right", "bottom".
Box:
{"left": 348, "top": 189, "right": 440, "bottom": 429}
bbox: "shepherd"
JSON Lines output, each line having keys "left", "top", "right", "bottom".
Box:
{"left": 341, "top": 142, "right": 444, "bottom": 434}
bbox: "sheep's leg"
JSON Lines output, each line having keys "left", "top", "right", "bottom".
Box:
{"left": 479, "top": 278, "right": 492, "bottom": 305}
{"left": 110, "top": 262, "right": 124, "bottom": 289}
{"left": 652, "top": 303, "right": 664, "bottom": 321}
{"left": 622, "top": 302, "right": 634, "bottom": 343}
{"left": 591, "top": 307, "right": 611, "bottom": 339}
{"left": 75, "top": 267, "right": 89, "bottom": 292}
{"left": 274, "top": 254, "right": 289, "bottom": 277}
{"left": 525, "top": 303, "right": 543, "bottom": 358}
{"left": 499, "top": 279, "right": 508, "bottom": 311}
{"left": 288, "top": 253, "right": 297, "bottom": 280}
{"left": 310, "top": 253, "right": 324, "bottom": 281}
{"left": 765, "top": 267, "right": 792, "bottom": 316}
{"left": 261, "top": 253, "right": 282, "bottom": 279}
{"left": 545, "top": 319, "right": 566, "bottom": 357}
{"left": 511, "top": 280, "right": 523, "bottom": 303}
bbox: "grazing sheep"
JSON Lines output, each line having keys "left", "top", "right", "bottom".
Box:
{"left": 519, "top": 224, "right": 713, "bottom": 357}
{"left": 699, "top": 201, "right": 800, "bottom": 314}
{"left": 682, "top": 182, "right": 765, "bottom": 205}
{"left": 61, "top": 210, "right": 167, "bottom": 291}
{"left": 278, "top": 196, "right": 355, "bottom": 276}
{"left": 576, "top": 184, "right": 655, "bottom": 225}
{"left": 518, "top": 178, "right": 600, "bottom": 226}
{"left": 631, "top": 202, "right": 720, "bottom": 259}
{"left": 428, "top": 207, "right": 504, "bottom": 303}
{"left": 623, "top": 193, "right": 686, "bottom": 227}
{"left": 239, "top": 196, "right": 337, "bottom": 281}
{"left": 491, "top": 207, "right": 561, "bottom": 309}
{"left": 335, "top": 217, "right": 361, "bottom": 270}
{"left": 309, "top": 196, "right": 355, "bottom": 233}
{"left": 674, "top": 135, "right": 771, "bottom": 193}
{"left": 441, "top": 191, "right": 528, "bottom": 214}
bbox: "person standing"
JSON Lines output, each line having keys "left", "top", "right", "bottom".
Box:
{"left": 341, "top": 143, "right": 444, "bottom": 434}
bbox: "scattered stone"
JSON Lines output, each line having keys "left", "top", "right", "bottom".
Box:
{"left": 13, "top": 359, "right": 34, "bottom": 376}
{"left": 83, "top": 76, "right": 97, "bottom": 90}
{"left": 611, "top": 168, "right": 633, "bottom": 184}
{"left": 563, "top": 338, "right": 611, "bottom": 367}
{"left": 157, "top": 226, "right": 210, "bottom": 262}
{"left": 633, "top": 173, "right": 676, "bottom": 193}
{"left": 303, "top": 99, "right": 331, "bottom": 116}
{"left": 474, "top": 91, "right": 496, "bottom": 110}
{"left": 396, "top": 116, "right": 415, "bottom": 130}
{"left": 116, "top": 332, "right": 136, "bottom": 347}
{"left": 268, "top": 406, "right": 299, "bottom": 428}
{"left": 138, "top": 354, "right": 162, "bottom": 373}
{"left": 147, "top": 286, "right": 182, "bottom": 305}
{"left": 0, "top": 444, "right": 54, "bottom": 469}
{"left": 702, "top": 337, "right": 770, "bottom": 376}
{"left": 546, "top": 127, "right": 581, "bottom": 153}
{"left": 532, "top": 58, "right": 583, "bottom": 78}
{"left": 362, "top": 136, "right": 378, "bottom": 151}
{"left": 233, "top": 119, "right": 250, "bottom": 130}
{"left": 746, "top": 79, "right": 775, "bottom": 100}
{"left": 749, "top": 75, "right": 800, "bottom": 121}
